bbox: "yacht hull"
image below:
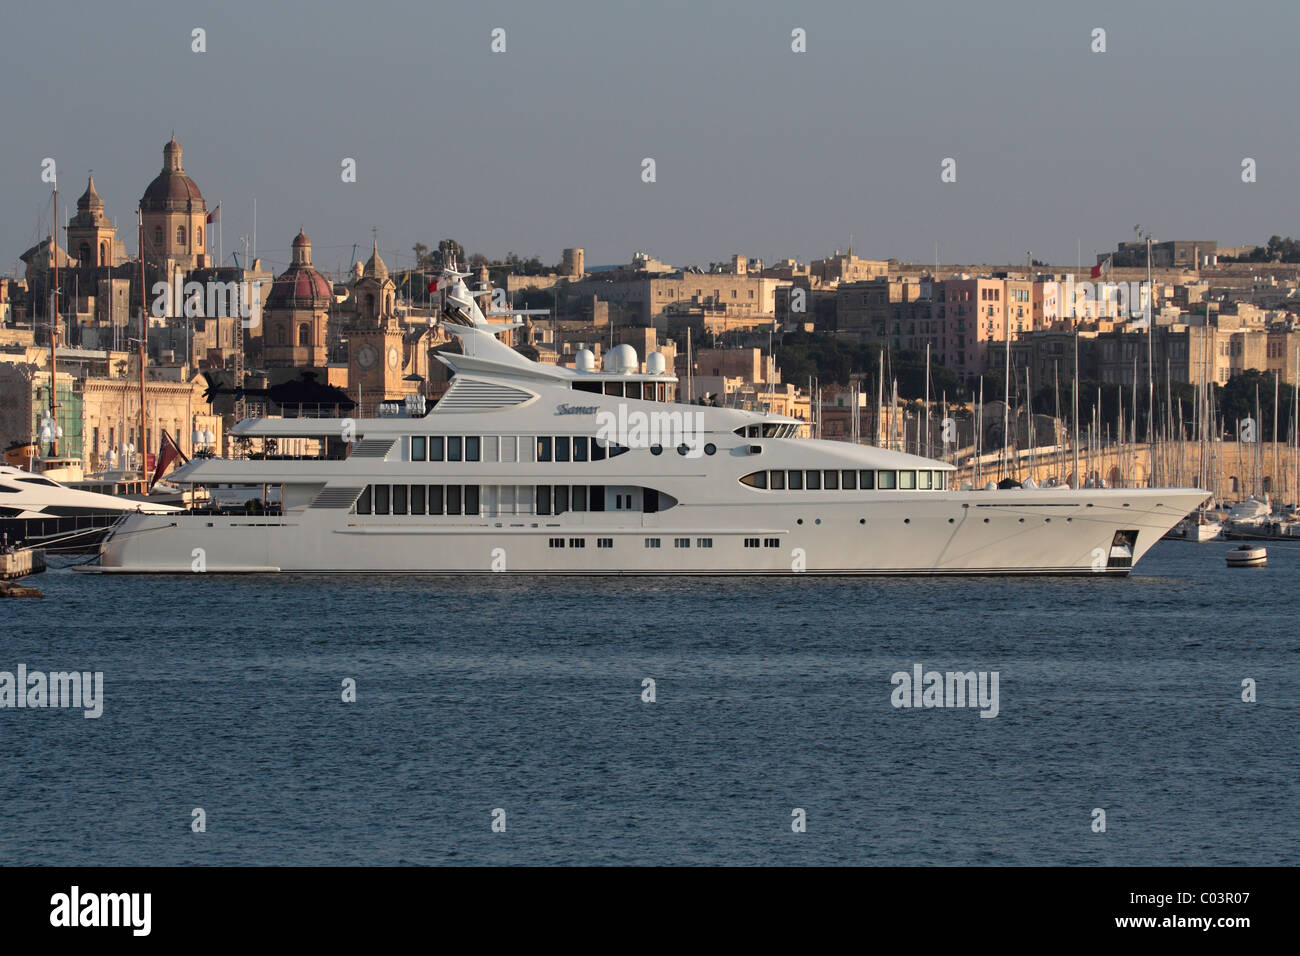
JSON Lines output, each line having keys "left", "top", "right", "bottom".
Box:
{"left": 94, "top": 488, "right": 1208, "bottom": 575}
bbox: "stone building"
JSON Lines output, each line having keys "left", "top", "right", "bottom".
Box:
{"left": 263, "top": 231, "right": 332, "bottom": 369}
{"left": 140, "top": 136, "right": 208, "bottom": 272}
{"left": 66, "top": 176, "right": 127, "bottom": 268}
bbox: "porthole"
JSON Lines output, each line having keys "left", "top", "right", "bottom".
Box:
{"left": 859, "top": 518, "right": 866, "bottom": 525}
{"left": 797, "top": 518, "right": 803, "bottom": 525}
{"left": 1045, "top": 518, "right": 1051, "bottom": 523}
{"left": 983, "top": 518, "right": 989, "bottom": 523}
{"left": 1018, "top": 518, "right": 1025, "bottom": 523}
{"left": 677, "top": 444, "right": 690, "bottom": 456}
{"left": 815, "top": 518, "right": 821, "bottom": 525}
{"left": 650, "top": 444, "right": 663, "bottom": 456}
{"left": 904, "top": 518, "right": 910, "bottom": 524}
{"left": 948, "top": 518, "right": 954, "bottom": 524}
{"left": 704, "top": 443, "right": 716, "bottom": 456}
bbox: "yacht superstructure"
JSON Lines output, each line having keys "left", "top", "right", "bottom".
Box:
{"left": 96, "top": 270, "right": 1209, "bottom": 575}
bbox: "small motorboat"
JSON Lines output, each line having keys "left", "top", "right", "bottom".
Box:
{"left": 1226, "top": 544, "right": 1267, "bottom": 568}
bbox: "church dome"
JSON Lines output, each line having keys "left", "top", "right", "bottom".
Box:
{"left": 265, "top": 230, "right": 333, "bottom": 310}
{"left": 140, "top": 136, "right": 205, "bottom": 211}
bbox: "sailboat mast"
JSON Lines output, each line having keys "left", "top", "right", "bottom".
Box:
{"left": 50, "top": 185, "right": 59, "bottom": 457}
{"left": 138, "top": 208, "right": 148, "bottom": 482}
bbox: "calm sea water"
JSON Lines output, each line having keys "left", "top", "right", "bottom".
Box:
{"left": 1, "top": 540, "right": 1296, "bottom": 866}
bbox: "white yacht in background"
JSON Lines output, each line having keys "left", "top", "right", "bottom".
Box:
{"left": 0, "top": 464, "right": 179, "bottom": 549}
{"left": 94, "top": 269, "right": 1209, "bottom": 575}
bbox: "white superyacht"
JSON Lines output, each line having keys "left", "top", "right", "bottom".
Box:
{"left": 96, "top": 270, "right": 1208, "bottom": 575}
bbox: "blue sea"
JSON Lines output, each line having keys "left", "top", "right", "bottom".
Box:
{"left": 1, "top": 540, "right": 1296, "bottom": 866}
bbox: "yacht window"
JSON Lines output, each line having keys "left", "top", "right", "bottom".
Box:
{"left": 447, "top": 485, "right": 463, "bottom": 515}
{"left": 675, "top": 538, "right": 690, "bottom": 548}
{"left": 788, "top": 470, "right": 803, "bottom": 491}
{"left": 644, "top": 538, "right": 661, "bottom": 548}
{"left": 936, "top": 471, "right": 948, "bottom": 490}
{"left": 739, "top": 471, "right": 767, "bottom": 489}
{"left": 411, "top": 436, "right": 427, "bottom": 461}
{"left": 466, "top": 436, "right": 481, "bottom": 462}
{"left": 604, "top": 382, "right": 622, "bottom": 396}
{"left": 806, "top": 470, "right": 821, "bottom": 490}
{"left": 860, "top": 470, "right": 875, "bottom": 490}
{"left": 919, "top": 470, "right": 932, "bottom": 490}
{"left": 18, "top": 477, "right": 59, "bottom": 487}
{"left": 483, "top": 436, "right": 499, "bottom": 462}
{"left": 762, "top": 423, "right": 783, "bottom": 438}
{"left": 536, "top": 485, "right": 551, "bottom": 515}
{"left": 591, "top": 439, "right": 606, "bottom": 462}
{"left": 537, "top": 436, "right": 553, "bottom": 462}
{"left": 657, "top": 384, "right": 667, "bottom": 402}
{"left": 878, "top": 471, "right": 897, "bottom": 490}
{"left": 574, "top": 381, "right": 602, "bottom": 395}
{"left": 556, "top": 436, "right": 571, "bottom": 463}
{"left": 500, "top": 436, "right": 517, "bottom": 463}
{"left": 573, "top": 486, "right": 588, "bottom": 511}
{"left": 744, "top": 538, "right": 760, "bottom": 548}
{"left": 429, "top": 485, "right": 445, "bottom": 515}
{"left": 429, "top": 436, "right": 445, "bottom": 462}
{"left": 589, "top": 485, "right": 605, "bottom": 511}
{"left": 899, "top": 470, "right": 916, "bottom": 490}
{"left": 697, "top": 538, "right": 713, "bottom": 548}
{"left": 824, "top": 470, "right": 839, "bottom": 490}
{"left": 448, "top": 437, "right": 463, "bottom": 462}
{"left": 627, "top": 383, "right": 643, "bottom": 400}
{"left": 573, "top": 437, "right": 589, "bottom": 462}
{"left": 393, "top": 485, "right": 409, "bottom": 515}
{"left": 554, "top": 486, "right": 570, "bottom": 514}
{"left": 356, "top": 486, "right": 372, "bottom": 514}
{"left": 644, "top": 488, "right": 659, "bottom": 514}
{"left": 842, "top": 470, "right": 857, "bottom": 490}
{"left": 464, "top": 485, "right": 479, "bottom": 515}
{"left": 609, "top": 444, "right": 630, "bottom": 458}
{"left": 374, "top": 485, "right": 391, "bottom": 515}
{"left": 770, "top": 470, "right": 786, "bottom": 490}
{"left": 597, "top": 538, "right": 613, "bottom": 548}
{"left": 411, "top": 485, "right": 426, "bottom": 515}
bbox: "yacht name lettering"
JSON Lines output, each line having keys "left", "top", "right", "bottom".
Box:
{"left": 555, "top": 403, "right": 600, "bottom": 415}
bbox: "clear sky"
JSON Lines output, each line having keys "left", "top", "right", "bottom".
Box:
{"left": 2, "top": 0, "right": 1296, "bottom": 278}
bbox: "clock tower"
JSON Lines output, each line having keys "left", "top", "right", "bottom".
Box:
{"left": 347, "top": 241, "right": 417, "bottom": 409}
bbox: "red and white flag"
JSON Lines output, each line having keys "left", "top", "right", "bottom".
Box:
{"left": 206, "top": 204, "right": 221, "bottom": 225}
{"left": 1090, "top": 255, "right": 1112, "bottom": 279}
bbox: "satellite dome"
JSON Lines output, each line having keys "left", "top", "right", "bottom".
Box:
{"left": 575, "top": 348, "right": 596, "bottom": 372}
{"left": 646, "top": 351, "right": 667, "bottom": 375}
{"left": 604, "top": 343, "right": 639, "bottom": 374}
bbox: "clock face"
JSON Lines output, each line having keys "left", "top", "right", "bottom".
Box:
{"left": 387, "top": 346, "right": 400, "bottom": 370}
{"left": 356, "top": 344, "right": 378, "bottom": 369}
